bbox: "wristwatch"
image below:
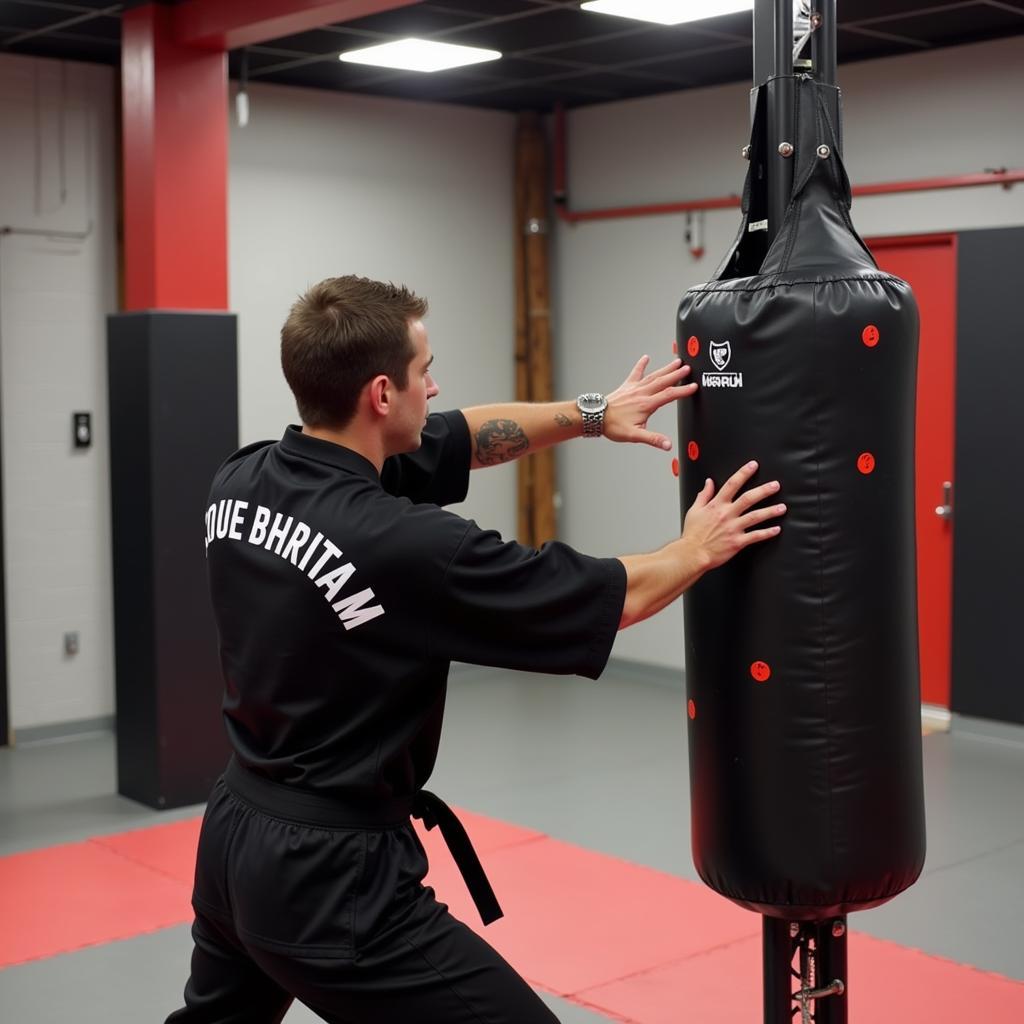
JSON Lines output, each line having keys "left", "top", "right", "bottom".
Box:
{"left": 576, "top": 392, "right": 608, "bottom": 438}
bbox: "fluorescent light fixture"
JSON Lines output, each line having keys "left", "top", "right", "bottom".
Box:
{"left": 339, "top": 38, "right": 501, "bottom": 73}
{"left": 580, "top": 0, "right": 754, "bottom": 26}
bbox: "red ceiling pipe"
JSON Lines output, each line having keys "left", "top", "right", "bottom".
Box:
{"left": 552, "top": 105, "right": 1023, "bottom": 224}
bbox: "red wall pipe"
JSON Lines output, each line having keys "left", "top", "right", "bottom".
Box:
{"left": 552, "top": 103, "right": 1023, "bottom": 224}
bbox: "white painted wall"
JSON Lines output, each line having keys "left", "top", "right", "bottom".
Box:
{"left": 4, "top": 34, "right": 1022, "bottom": 727}
{"left": 0, "top": 54, "right": 118, "bottom": 731}
{"left": 228, "top": 82, "right": 518, "bottom": 537}
{"left": 554, "top": 36, "right": 1024, "bottom": 671}
{"left": 2, "top": 63, "right": 518, "bottom": 730}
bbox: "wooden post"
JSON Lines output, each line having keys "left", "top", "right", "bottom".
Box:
{"left": 514, "top": 118, "right": 533, "bottom": 545}
{"left": 514, "top": 112, "right": 557, "bottom": 545}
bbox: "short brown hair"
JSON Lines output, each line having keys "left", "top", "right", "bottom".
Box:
{"left": 280, "top": 275, "right": 428, "bottom": 428}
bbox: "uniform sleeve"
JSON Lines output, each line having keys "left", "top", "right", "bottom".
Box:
{"left": 380, "top": 410, "right": 471, "bottom": 507}
{"left": 425, "top": 522, "right": 627, "bottom": 680}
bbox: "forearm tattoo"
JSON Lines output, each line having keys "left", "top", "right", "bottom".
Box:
{"left": 554, "top": 413, "right": 574, "bottom": 427}
{"left": 475, "top": 419, "right": 530, "bottom": 466}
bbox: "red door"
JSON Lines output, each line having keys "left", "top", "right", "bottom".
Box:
{"left": 867, "top": 234, "right": 957, "bottom": 710}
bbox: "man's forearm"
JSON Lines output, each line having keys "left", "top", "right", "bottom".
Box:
{"left": 462, "top": 402, "right": 582, "bottom": 469}
{"left": 617, "top": 538, "right": 710, "bottom": 630}
{"left": 460, "top": 355, "right": 696, "bottom": 468}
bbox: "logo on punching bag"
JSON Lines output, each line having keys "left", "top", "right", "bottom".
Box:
{"left": 709, "top": 341, "right": 731, "bottom": 370}
{"left": 702, "top": 340, "right": 743, "bottom": 388}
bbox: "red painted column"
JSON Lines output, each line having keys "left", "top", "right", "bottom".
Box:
{"left": 122, "top": 4, "right": 228, "bottom": 311}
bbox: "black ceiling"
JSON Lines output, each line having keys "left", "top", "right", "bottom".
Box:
{"left": 2, "top": 0, "right": 1023, "bottom": 110}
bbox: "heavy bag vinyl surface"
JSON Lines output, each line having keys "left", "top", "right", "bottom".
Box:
{"left": 677, "top": 77, "right": 925, "bottom": 919}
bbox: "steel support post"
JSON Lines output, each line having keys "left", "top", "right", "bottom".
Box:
{"left": 752, "top": 0, "right": 794, "bottom": 246}
{"left": 814, "top": 917, "right": 849, "bottom": 1024}
{"left": 762, "top": 916, "right": 794, "bottom": 1023}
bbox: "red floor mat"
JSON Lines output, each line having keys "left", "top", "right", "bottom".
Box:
{"left": 0, "top": 811, "right": 535, "bottom": 968}
{"left": 93, "top": 818, "right": 202, "bottom": 886}
{"left": 0, "top": 839, "right": 193, "bottom": 967}
{"left": 418, "top": 827, "right": 759, "bottom": 995}
{"left": 573, "top": 932, "right": 1024, "bottom": 1023}
{"left": 2, "top": 809, "right": 1022, "bottom": 1024}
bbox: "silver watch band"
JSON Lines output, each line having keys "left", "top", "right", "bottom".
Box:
{"left": 576, "top": 392, "right": 607, "bottom": 438}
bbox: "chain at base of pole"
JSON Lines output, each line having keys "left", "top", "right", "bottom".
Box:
{"left": 762, "top": 915, "right": 848, "bottom": 1024}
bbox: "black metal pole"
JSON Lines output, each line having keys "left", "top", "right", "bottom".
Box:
{"left": 754, "top": 10, "right": 796, "bottom": 1015}
{"left": 752, "top": 0, "right": 794, "bottom": 247}
{"left": 814, "top": 917, "right": 849, "bottom": 1024}
{"left": 762, "top": 916, "right": 793, "bottom": 1023}
{"left": 811, "top": 1, "right": 841, "bottom": 157}
{"left": 812, "top": 0, "right": 838, "bottom": 86}
{"left": 752, "top": 6, "right": 846, "bottom": 1024}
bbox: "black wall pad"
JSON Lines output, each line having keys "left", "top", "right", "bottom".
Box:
{"left": 107, "top": 312, "right": 238, "bottom": 807}
{"left": 952, "top": 227, "right": 1024, "bottom": 725}
{"left": 0, "top": 335, "right": 6, "bottom": 747}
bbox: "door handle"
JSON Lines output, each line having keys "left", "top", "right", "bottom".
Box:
{"left": 935, "top": 481, "right": 953, "bottom": 521}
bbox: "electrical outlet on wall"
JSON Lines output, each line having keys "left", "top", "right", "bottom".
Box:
{"left": 72, "top": 412, "right": 92, "bottom": 449}
{"left": 63, "top": 632, "right": 80, "bottom": 657}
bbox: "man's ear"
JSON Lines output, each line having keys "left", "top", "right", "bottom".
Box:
{"left": 367, "top": 374, "right": 391, "bottom": 417}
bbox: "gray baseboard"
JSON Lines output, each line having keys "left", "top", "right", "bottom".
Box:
{"left": 13, "top": 716, "right": 115, "bottom": 747}
{"left": 952, "top": 713, "right": 1024, "bottom": 747}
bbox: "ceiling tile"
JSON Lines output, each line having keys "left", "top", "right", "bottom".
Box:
{"left": 1, "top": 30, "right": 118, "bottom": 64}
{"left": 840, "top": 0, "right": 964, "bottom": 19}
{"left": 340, "top": 6, "right": 483, "bottom": 36}
{"left": 444, "top": 9, "right": 642, "bottom": 54}
{"left": 868, "top": 3, "right": 1024, "bottom": 45}
{"left": 2, "top": 1, "right": 86, "bottom": 33}
{"left": 2, "top": 0, "right": 1022, "bottom": 112}
{"left": 256, "top": 28, "right": 357, "bottom": 55}
{"left": 836, "top": 27, "right": 920, "bottom": 60}
{"left": 548, "top": 24, "right": 732, "bottom": 65}
{"left": 639, "top": 47, "right": 755, "bottom": 89}
{"left": 419, "top": 0, "right": 537, "bottom": 15}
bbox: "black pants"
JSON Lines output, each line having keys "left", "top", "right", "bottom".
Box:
{"left": 166, "top": 777, "right": 557, "bottom": 1024}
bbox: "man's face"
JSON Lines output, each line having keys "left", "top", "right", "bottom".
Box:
{"left": 391, "top": 318, "right": 439, "bottom": 453}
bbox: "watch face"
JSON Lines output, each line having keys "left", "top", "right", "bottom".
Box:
{"left": 578, "top": 393, "right": 606, "bottom": 414}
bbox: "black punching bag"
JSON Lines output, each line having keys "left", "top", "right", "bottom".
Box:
{"left": 677, "top": 77, "right": 925, "bottom": 920}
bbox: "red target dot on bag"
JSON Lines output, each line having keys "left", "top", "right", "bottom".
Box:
{"left": 687, "top": 699, "right": 696, "bottom": 720}
{"left": 687, "top": 441, "right": 700, "bottom": 461}
{"left": 751, "top": 661, "right": 771, "bottom": 683}
{"left": 857, "top": 452, "right": 876, "bottom": 474}
{"left": 862, "top": 325, "right": 880, "bottom": 347}
{"left": 687, "top": 336, "right": 700, "bottom": 357}
{"left": 671, "top": 458, "right": 680, "bottom": 477}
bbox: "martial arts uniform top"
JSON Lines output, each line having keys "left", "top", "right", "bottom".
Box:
{"left": 204, "top": 411, "right": 626, "bottom": 918}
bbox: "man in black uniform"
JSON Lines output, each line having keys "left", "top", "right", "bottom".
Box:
{"left": 168, "top": 275, "right": 785, "bottom": 1023}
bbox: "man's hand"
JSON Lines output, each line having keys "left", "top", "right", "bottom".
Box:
{"left": 682, "top": 461, "right": 785, "bottom": 571}
{"left": 604, "top": 355, "right": 697, "bottom": 451}
{"left": 617, "top": 460, "right": 784, "bottom": 630}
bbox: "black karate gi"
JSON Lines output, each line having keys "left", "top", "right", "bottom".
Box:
{"left": 168, "top": 411, "right": 626, "bottom": 1023}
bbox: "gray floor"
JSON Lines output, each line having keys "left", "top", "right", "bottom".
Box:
{"left": 2, "top": 664, "right": 1023, "bottom": 1022}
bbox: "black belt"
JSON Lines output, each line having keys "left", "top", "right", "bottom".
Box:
{"left": 223, "top": 757, "right": 503, "bottom": 926}
{"left": 411, "top": 789, "right": 503, "bottom": 925}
